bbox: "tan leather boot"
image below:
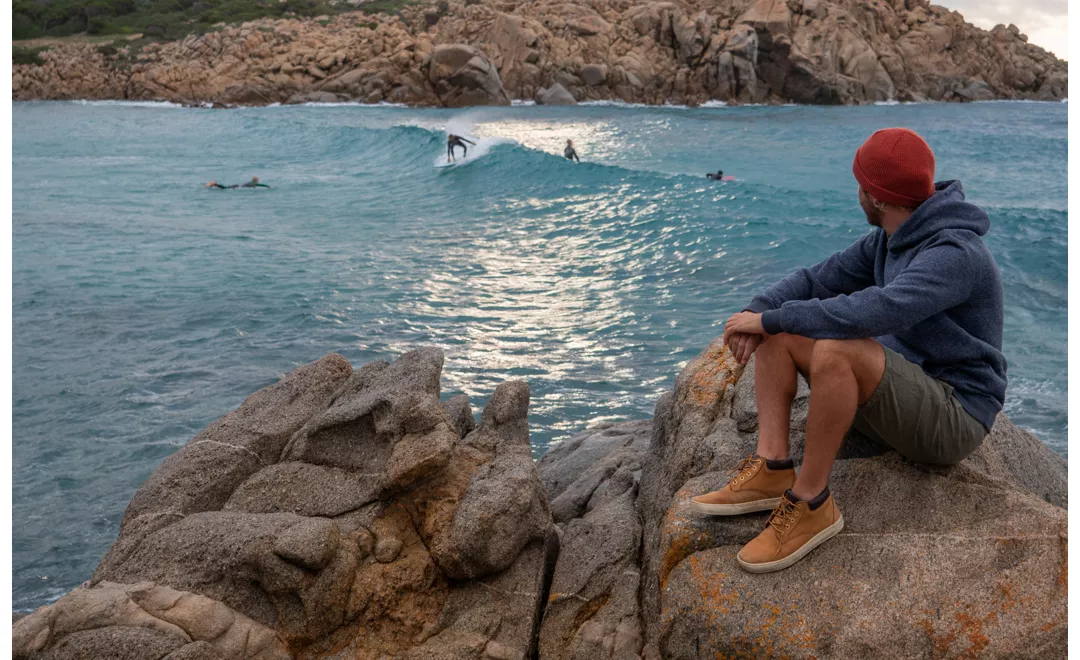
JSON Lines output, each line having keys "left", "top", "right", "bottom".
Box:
{"left": 737, "top": 491, "right": 844, "bottom": 573}
{"left": 690, "top": 455, "right": 796, "bottom": 516}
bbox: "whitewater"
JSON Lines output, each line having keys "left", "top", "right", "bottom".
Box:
{"left": 12, "top": 99, "right": 1067, "bottom": 611}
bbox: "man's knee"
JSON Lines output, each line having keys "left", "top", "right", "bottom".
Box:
{"left": 758, "top": 332, "right": 799, "bottom": 357}
{"left": 808, "top": 338, "right": 886, "bottom": 402}
{"left": 757, "top": 333, "right": 815, "bottom": 377}
{"left": 809, "top": 339, "right": 853, "bottom": 374}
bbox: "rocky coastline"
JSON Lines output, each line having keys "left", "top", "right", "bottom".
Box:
{"left": 13, "top": 338, "right": 1067, "bottom": 659}
{"left": 12, "top": 0, "right": 1068, "bottom": 107}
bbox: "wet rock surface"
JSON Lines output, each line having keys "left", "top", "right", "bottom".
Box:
{"left": 14, "top": 342, "right": 1067, "bottom": 658}
{"left": 12, "top": 0, "right": 1067, "bottom": 105}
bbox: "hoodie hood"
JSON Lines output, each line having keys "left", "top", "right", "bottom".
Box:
{"left": 887, "top": 180, "right": 990, "bottom": 251}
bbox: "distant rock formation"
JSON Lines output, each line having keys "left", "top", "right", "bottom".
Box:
{"left": 12, "top": 0, "right": 1068, "bottom": 106}
{"left": 13, "top": 339, "right": 1067, "bottom": 658}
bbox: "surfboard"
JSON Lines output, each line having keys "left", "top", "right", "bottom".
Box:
{"left": 434, "top": 155, "right": 479, "bottom": 169}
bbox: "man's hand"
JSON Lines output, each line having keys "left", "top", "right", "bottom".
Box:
{"left": 723, "top": 312, "right": 768, "bottom": 365}
{"left": 724, "top": 311, "right": 766, "bottom": 338}
{"left": 726, "top": 332, "right": 762, "bottom": 365}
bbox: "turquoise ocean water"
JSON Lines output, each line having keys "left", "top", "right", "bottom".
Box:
{"left": 12, "top": 100, "right": 1067, "bottom": 610}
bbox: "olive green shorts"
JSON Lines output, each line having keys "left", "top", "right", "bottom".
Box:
{"left": 851, "top": 346, "right": 988, "bottom": 465}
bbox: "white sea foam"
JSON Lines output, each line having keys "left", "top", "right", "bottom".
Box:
{"left": 577, "top": 99, "right": 728, "bottom": 109}
{"left": 577, "top": 99, "right": 655, "bottom": 108}
{"left": 68, "top": 99, "right": 187, "bottom": 108}
{"left": 289, "top": 100, "right": 408, "bottom": 108}
{"left": 971, "top": 99, "right": 1066, "bottom": 104}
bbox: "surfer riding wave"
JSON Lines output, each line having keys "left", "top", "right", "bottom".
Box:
{"left": 447, "top": 134, "right": 476, "bottom": 162}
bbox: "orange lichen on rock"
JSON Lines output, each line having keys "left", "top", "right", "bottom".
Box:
{"left": 657, "top": 496, "right": 707, "bottom": 591}
{"left": 687, "top": 556, "right": 738, "bottom": 617}
{"left": 681, "top": 341, "right": 743, "bottom": 408}
{"left": 918, "top": 581, "right": 1039, "bottom": 659}
{"left": 1059, "top": 532, "right": 1068, "bottom": 591}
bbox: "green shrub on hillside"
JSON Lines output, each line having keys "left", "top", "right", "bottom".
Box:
{"left": 360, "top": 0, "right": 415, "bottom": 15}
{"left": 12, "top": 0, "right": 347, "bottom": 42}
{"left": 13, "top": 46, "right": 50, "bottom": 65}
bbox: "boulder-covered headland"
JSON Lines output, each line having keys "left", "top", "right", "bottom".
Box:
{"left": 13, "top": 338, "right": 1067, "bottom": 658}
{"left": 12, "top": 0, "right": 1068, "bottom": 106}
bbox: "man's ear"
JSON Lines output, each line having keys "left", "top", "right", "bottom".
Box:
{"left": 860, "top": 187, "right": 883, "bottom": 209}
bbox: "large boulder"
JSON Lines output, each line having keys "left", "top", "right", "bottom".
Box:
{"left": 487, "top": 12, "right": 546, "bottom": 97}
{"left": 424, "top": 44, "right": 511, "bottom": 107}
{"left": 659, "top": 452, "right": 1067, "bottom": 658}
{"left": 537, "top": 421, "right": 651, "bottom": 659}
{"left": 580, "top": 64, "right": 608, "bottom": 86}
{"left": 636, "top": 345, "right": 1068, "bottom": 658}
{"left": 284, "top": 90, "right": 341, "bottom": 104}
{"left": 536, "top": 82, "right": 577, "bottom": 105}
{"left": 13, "top": 581, "right": 288, "bottom": 659}
{"left": 14, "top": 349, "right": 557, "bottom": 660}
{"left": 539, "top": 421, "right": 650, "bottom": 523}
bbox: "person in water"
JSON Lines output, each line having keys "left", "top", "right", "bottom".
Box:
{"left": 564, "top": 139, "right": 580, "bottom": 163}
{"left": 706, "top": 170, "right": 725, "bottom": 180}
{"left": 206, "top": 178, "right": 269, "bottom": 189}
{"left": 447, "top": 134, "right": 475, "bottom": 162}
{"left": 691, "top": 128, "right": 1005, "bottom": 574}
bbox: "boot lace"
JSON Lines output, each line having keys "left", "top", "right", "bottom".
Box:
{"left": 767, "top": 495, "right": 801, "bottom": 537}
{"left": 726, "top": 455, "right": 762, "bottom": 487}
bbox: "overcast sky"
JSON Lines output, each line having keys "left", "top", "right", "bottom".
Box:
{"left": 939, "top": 0, "right": 1068, "bottom": 60}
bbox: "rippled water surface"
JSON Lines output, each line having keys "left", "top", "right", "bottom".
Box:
{"left": 12, "top": 100, "right": 1067, "bottom": 609}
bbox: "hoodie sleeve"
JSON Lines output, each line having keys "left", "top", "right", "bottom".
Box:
{"left": 744, "top": 233, "right": 878, "bottom": 324}
{"left": 763, "top": 240, "right": 975, "bottom": 339}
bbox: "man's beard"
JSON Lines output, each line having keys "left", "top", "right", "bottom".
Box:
{"left": 860, "top": 195, "right": 883, "bottom": 228}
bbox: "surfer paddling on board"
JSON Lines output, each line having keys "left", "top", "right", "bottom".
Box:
{"left": 206, "top": 177, "right": 270, "bottom": 189}
{"left": 447, "top": 134, "right": 476, "bottom": 162}
{"left": 706, "top": 170, "right": 728, "bottom": 180}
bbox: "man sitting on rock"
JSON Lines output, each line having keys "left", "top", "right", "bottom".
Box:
{"left": 691, "top": 127, "right": 1007, "bottom": 573}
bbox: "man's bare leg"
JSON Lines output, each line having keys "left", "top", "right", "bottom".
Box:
{"left": 791, "top": 338, "right": 886, "bottom": 500}
{"left": 753, "top": 333, "right": 814, "bottom": 461}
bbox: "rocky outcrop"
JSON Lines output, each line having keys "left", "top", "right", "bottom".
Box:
{"left": 536, "top": 82, "right": 577, "bottom": 105}
{"left": 12, "top": 0, "right": 1067, "bottom": 106}
{"left": 425, "top": 43, "right": 511, "bottom": 107}
{"left": 13, "top": 340, "right": 1068, "bottom": 658}
{"left": 536, "top": 421, "right": 650, "bottom": 659}
{"left": 14, "top": 581, "right": 289, "bottom": 659}
{"left": 14, "top": 348, "right": 557, "bottom": 660}
{"left": 542, "top": 338, "right": 1067, "bottom": 658}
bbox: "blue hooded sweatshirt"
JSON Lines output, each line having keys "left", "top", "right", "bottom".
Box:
{"left": 746, "top": 180, "right": 1006, "bottom": 431}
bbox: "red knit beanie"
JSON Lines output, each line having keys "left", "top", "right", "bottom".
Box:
{"left": 852, "top": 128, "right": 935, "bottom": 208}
